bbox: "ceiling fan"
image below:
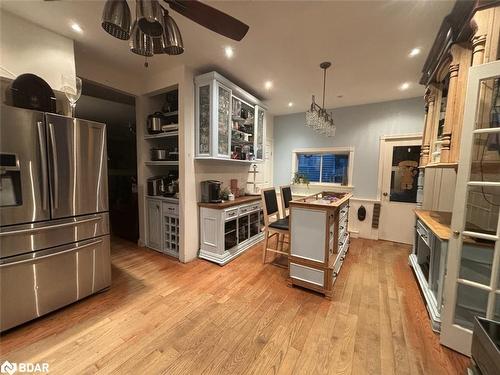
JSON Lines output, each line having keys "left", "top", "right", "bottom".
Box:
{"left": 101, "top": 0, "right": 249, "bottom": 64}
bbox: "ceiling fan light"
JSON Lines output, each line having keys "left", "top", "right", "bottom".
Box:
{"left": 136, "top": 0, "right": 164, "bottom": 37}
{"left": 101, "top": 0, "right": 131, "bottom": 40}
{"left": 130, "top": 21, "right": 153, "bottom": 57}
{"left": 163, "top": 14, "right": 184, "bottom": 55}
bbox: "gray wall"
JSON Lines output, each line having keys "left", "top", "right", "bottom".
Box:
{"left": 273, "top": 97, "right": 424, "bottom": 199}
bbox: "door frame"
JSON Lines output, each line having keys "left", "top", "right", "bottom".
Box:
{"left": 440, "top": 60, "right": 500, "bottom": 356}
{"left": 377, "top": 133, "right": 423, "bottom": 201}
{"left": 376, "top": 133, "right": 422, "bottom": 243}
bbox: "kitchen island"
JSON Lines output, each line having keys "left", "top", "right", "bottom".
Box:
{"left": 288, "top": 192, "right": 351, "bottom": 298}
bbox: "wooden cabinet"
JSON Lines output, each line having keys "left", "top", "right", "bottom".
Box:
{"left": 420, "top": 2, "right": 499, "bottom": 168}
{"left": 198, "top": 199, "right": 264, "bottom": 265}
{"left": 195, "top": 71, "right": 266, "bottom": 163}
{"left": 146, "top": 197, "right": 180, "bottom": 258}
{"left": 288, "top": 193, "right": 350, "bottom": 299}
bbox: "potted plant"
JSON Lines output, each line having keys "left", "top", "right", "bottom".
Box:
{"left": 292, "top": 172, "right": 310, "bottom": 186}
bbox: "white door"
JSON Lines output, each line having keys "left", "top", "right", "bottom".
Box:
{"left": 248, "top": 138, "right": 273, "bottom": 193}
{"left": 378, "top": 135, "right": 422, "bottom": 244}
{"left": 440, "top": 60, "right": 500, "bottom": 355}
{"left": 263, "top": 138, "right": 273, "bottom": 186}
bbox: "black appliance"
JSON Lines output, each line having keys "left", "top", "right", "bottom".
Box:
{"left": 201, "top": 180, "right": 222, "bottom": 203}
{"left": 11, "top": 73, "right": 57, "bottom": 113}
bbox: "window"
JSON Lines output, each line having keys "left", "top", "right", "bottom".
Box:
{"left": 293, "top": 147, "right": 353, "bottom": 186}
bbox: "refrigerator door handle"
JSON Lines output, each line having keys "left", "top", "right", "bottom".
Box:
{"left": 37, "top": 121, "right": 49, "bottom": 210}
{"left": 0, "top": 239, "right": 103, "bottom": 268}
{"left": 48, "top": 122, "right": 59, "bottom": 209}
{"left": 0, "top": 216, "right": 102, "bottom": 237}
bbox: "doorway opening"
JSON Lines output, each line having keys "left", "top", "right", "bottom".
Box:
{"left": 75, "top": 79, "right": 139, "bottom": 242}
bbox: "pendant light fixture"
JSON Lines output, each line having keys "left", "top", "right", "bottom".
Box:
{"left": 152, "top": 11, "right": 184, "bottom": 55}
{"left": 163, "top": 12, "right": 184, "bottom": 55}
{"left": 102, "top": 0, "right": 250, "bottom": 66}
{"left": 306, "top": 62, "right": 336, "bottom": 137}
{"left": 130, "top": 20, "right": 153, "bottom": 57}
{"left": 136, "top": 0, "right": 164, "bottom": 37}
{"left": 101, "top": 0, "right": 132, "bottom": 40}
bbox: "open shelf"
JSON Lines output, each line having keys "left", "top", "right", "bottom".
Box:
{"left": 144, "top": 130, "right": 178, "bottom": 139}
{"left": 162, "top": 111, "right": 178, "bottom": 117}
{"left": 145, "top": 161, "right": 179, "bottom": 166}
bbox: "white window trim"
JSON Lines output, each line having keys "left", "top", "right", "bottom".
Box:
{"left": 291, "top": 147, "right": 355, "bottom": 188}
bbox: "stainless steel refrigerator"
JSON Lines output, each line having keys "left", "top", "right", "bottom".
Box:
{"left": 0, "top": 105, "right": 111, "bottom": 332}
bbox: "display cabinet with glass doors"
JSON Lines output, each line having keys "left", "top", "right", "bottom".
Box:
{"left": 419, "top": 3, "right": 500, "bottom": 168}
{"left": 440, "top": 60, "right": 500, "bottom": 356}
{"left": 194, "top": 72, "right": 266, "bottom": 163}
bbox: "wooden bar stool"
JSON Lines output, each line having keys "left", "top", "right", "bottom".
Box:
{"left": 280, "top": 185, "right": 293, "bottom": 218}
{"left": 261, "top": 187, "right": 290, "bottom": 265}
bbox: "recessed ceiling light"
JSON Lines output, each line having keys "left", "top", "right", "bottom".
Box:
{"left": 264, "top": 81, "right": 273, "bottom": 90}
{"left": 71, "top": 22, "right": 83, "bottom": 33}
{"left": 399, "top": 82, "right": 410, "bottom": 91}
{"left": 288, "top": 102, "right": 293, "bottom": 107}
{"left": 408, "top": 47, "right": 421, "bottom": 57}
{"left": 224, "top": 46, "right": 234, "bottom": 59}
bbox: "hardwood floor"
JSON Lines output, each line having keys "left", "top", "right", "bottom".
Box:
{"left": 0, "top": 238, "right": 469, "bottom": 374}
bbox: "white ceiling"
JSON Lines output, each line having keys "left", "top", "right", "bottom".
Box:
{"left": 1, "top": 0, "right": 454, "bottom": 115}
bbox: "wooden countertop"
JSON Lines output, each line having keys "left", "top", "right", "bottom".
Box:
{"left": 198, "top": 195, "right": 261, "bottom": 209}
{"left": 290, "top": 192, "right": 352, "bottom": 209}
{"left": 414, "top": 209, "right": 452, "bottom": 240}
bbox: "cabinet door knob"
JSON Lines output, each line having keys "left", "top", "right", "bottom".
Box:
{"left": 453, "top": 231, "right": 460, "bottom": 237}
{"left": 383, "top": 192, "right": 388, "bottom": 197}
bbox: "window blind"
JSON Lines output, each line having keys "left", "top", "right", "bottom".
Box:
{"left": 297, "top": 153, "right": 349, "bottom": 184}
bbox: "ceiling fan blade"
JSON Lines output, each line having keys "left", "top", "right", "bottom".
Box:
{"left": 165, "top": 0, "right": 249, "bottom": 41}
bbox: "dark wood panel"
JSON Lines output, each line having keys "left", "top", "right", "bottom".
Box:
{"left": 198, "top": 195, "right": 260, "bottom": 209}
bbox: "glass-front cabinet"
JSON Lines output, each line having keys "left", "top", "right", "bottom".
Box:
{"left": 440, "top": 60, "right": 500, "bottom": 356}
{"left": 195, "top": 72, "right": 265, "bottom": 162}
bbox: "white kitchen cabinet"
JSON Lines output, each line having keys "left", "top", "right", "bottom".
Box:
{"left": 195, "top": 71, "right": 266, "bottom": 163}
{"left": 146, "top": 197, "right": 180, "bottom": 259}
{"left": 147, "top": 198, "right": 162, "bottom": 251}
{"left": 199, "top": 199, "right": 264, "bottom": 265}
{"left": 409, "top": 215, "right": 448, "bottom": 332}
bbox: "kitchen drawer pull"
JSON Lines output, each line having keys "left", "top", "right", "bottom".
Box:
{"left": 0, "top": 217, "right": 103, "bottom": 237}
{"left": 333, "top": 271, "right": 338, "bottom": 278}
{"left": 0, "top": 239, "right": 103, "bottom": 268}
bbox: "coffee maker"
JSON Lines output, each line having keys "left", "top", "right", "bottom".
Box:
{"left": 200, "top": 180, "right": 222, "bottom": 203}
